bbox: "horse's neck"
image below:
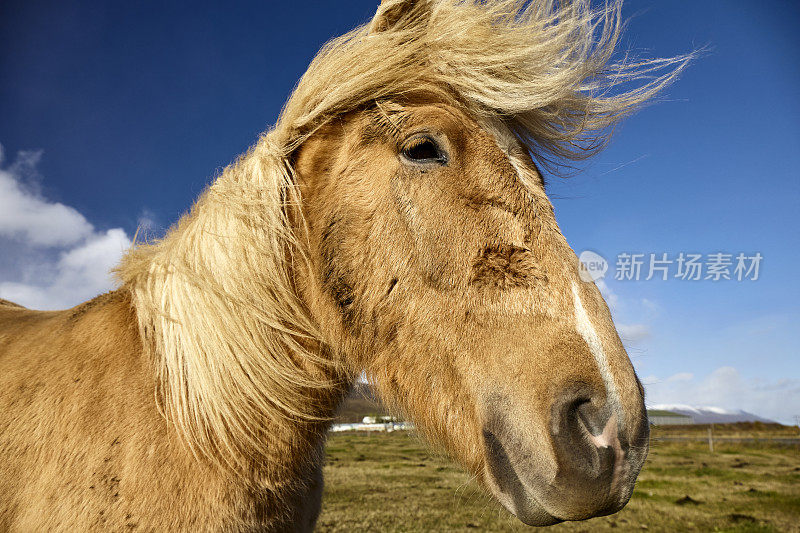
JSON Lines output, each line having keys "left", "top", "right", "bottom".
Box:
{"left": 120, "top": 165, "right": 347, "bottom": 482}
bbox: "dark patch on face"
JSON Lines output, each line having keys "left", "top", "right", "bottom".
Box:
{"left": 320, "top": 216, "right": 357, "bottom": 327}
{"left": 386, "top": 277, "right": 398, "bottom": 296}
{"left": 470, "top": 244, "right": 547, "bottom": 289}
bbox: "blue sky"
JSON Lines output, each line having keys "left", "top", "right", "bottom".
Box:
{"left": 1, "top": 1, "right": 798, "bottom": 422}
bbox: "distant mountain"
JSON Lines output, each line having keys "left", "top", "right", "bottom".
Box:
{"left": 335, "top": 386, "right": 780, "bottom": 425}
{"left": 649, "top": 404, "right": 776, "bottom": 424}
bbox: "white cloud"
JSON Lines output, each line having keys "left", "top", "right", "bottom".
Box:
{"left": 0, "top": 145, "right": 133, "bottom": 310}
{"left": 644, "top": 366, "right": 800, "bottom": 424}
{"left": 0, "top": 151, "right": 94, "bottom": 247}
{"left": 595, "top": 278, "right": 619, "bottom": 309}
{"left": 616, "top": 322, "right": 651, "bottom": 344}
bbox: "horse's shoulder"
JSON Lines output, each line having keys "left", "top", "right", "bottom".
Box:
{"left": 0, "top": 299, "right": 43, "bottom": 330}
{"left": 0, "top": 298, "right": 26, "bottom": 309}
{"left": 0, "top": 290, "right": 134, "bottom": 338}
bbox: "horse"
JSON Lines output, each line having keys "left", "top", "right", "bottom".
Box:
{"left": 0, "top": 0, "right": 689, "bottom": 530}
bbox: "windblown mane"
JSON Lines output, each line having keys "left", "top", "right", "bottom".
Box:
{"left": 116, "top": 0, "right": 690, "bottom": 472}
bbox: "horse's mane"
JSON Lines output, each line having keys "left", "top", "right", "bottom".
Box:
{"left": 116, "top": 0, "right": 690, "bottom": 473}
{"left": 278, "top": 0, "right": 690, "bottom": 167}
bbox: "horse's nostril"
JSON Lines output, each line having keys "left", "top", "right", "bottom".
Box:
{"left": 573, "top": 398, "right": 606, "bottom": 438}
{"left": 553, "top": 390, "right": 602, "bottom": 437}
{"left": 550, "top": 388, "right": 621, "bottom": 479}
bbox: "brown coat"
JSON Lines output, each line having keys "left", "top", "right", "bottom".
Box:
{"left": 0, "top": 294, "right": 323, "bottom": 531}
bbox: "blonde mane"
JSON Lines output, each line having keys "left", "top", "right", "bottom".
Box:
{"left": 116, "top": 0, "right": 690, "bottom": 472}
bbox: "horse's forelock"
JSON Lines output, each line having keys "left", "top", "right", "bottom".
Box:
{"left": 277, "top": 0, "right": 693, "bottom": 173}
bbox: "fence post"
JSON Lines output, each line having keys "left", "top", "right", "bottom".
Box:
{"left": 707, "top": 425, "right": 714, "bottom": 453}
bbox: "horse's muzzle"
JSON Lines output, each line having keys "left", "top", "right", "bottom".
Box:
{"left": 482, "top": 388, "right": 649, "bottom": 525}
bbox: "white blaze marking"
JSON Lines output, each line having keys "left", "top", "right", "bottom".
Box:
{"left": 571, "top": 283, "right": 623, "bottom": 424}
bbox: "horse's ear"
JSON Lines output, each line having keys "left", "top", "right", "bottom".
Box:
{"left": 368, "top": 0, "right": 432, "bottom": 34}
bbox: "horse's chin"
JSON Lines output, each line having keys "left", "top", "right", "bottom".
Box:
{"left": 505, "top": 502, "right": 563, "bottom": 527}
{"left": 482, "top": 469, "right": 562, "bottom": 527}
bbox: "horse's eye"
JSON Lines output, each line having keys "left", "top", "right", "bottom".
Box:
{"left": 401, "top": 136, "right": 447, "bottom": 165}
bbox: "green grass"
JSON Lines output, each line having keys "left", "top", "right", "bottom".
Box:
{"left": 317, "top": 432, "right": 800, "bottom": 532}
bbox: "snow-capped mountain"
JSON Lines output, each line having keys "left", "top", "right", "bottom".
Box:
{"left": 648, "top": 404, "right": 776, "bottom": 424}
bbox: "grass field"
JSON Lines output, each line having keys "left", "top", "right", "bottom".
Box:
{"left": 317, "top": 431, "right": 800, "bottom": 532}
